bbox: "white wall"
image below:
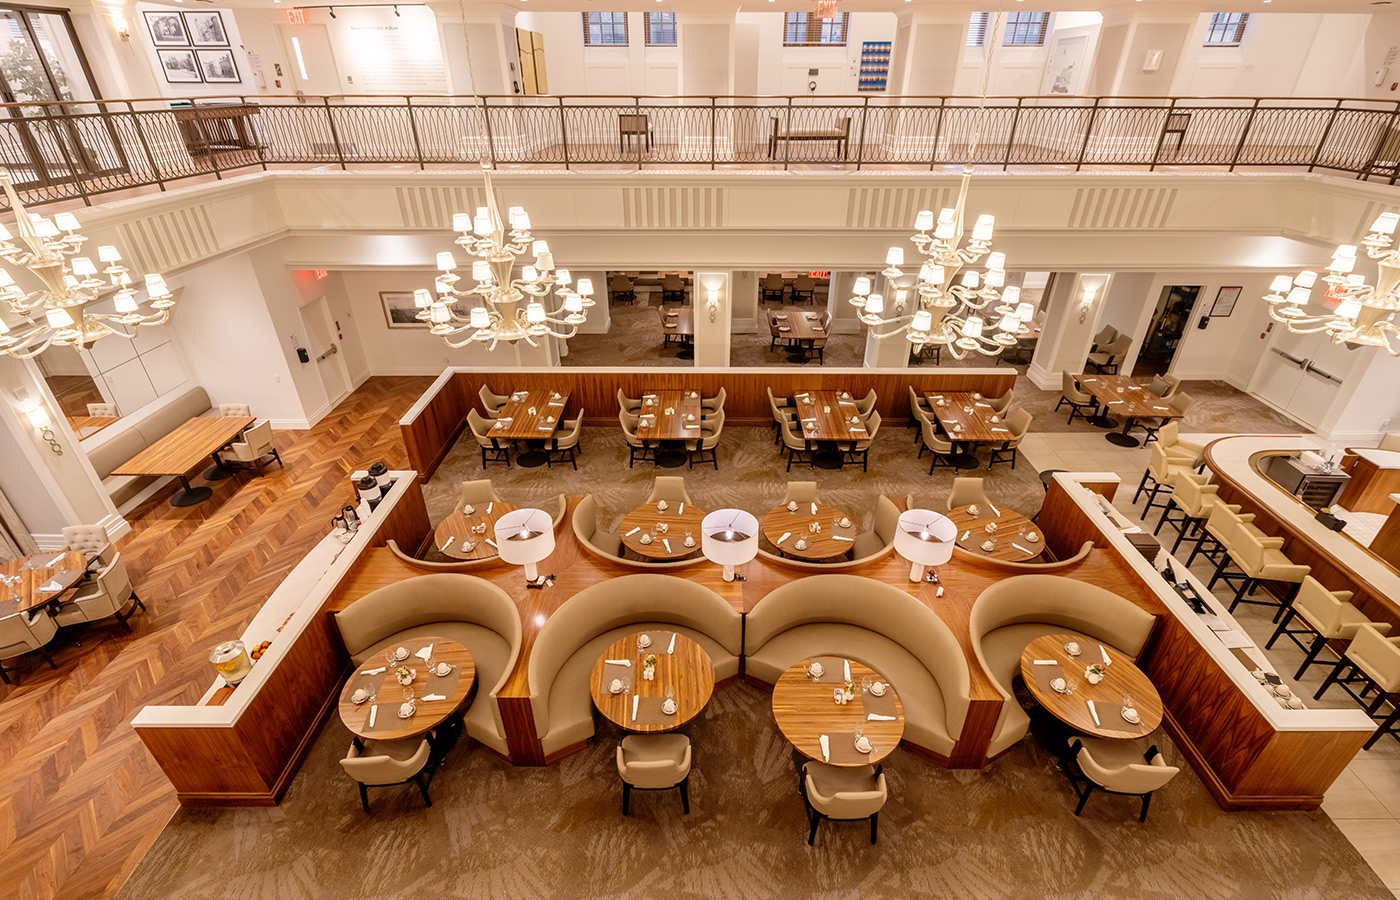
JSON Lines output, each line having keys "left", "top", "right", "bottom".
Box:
{"left": 1140, "top": 272, "right": 1277, "bottom": 388}
{"left": 1174, "top": 14, "right": 1370, "bottom": 98}
{"left": 1361, "top": 11, "right": 1400, "bottom": 101}
{"left": 133, "top": 3, "right": 255, "bottom": 99}
{"left": 516, "top": 11, "right": 678, "bottom": 96}
{"left": 738, "top": 12, "right": 895, "bottom": 96}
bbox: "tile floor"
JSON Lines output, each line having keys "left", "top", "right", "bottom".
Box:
{"left": 1019, "top": 431, "right": 1400, "bottom": 897}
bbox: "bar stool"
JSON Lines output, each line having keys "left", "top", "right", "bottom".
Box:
{"left": 1134, "top": 442, "right": 1191, "bottom": 522}
{"left": 1154, "top": 470, "right": 1219, "bottom": 555}
{"left": 1268, "top": 576, "right": 1392, "bottom": 679}
{"left": 1187, "top": 502, "right": 1256, "bottom": 569}
{"left": 1314, "top": 624, "right": 1400, "bottom": 749}
{"left": 1218, "top": 528, "right": 1310, "bottom": 620}
{"left": 1153, "top": 421, "right": 1205, "bottom": 470}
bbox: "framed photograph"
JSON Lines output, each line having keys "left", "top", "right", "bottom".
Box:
{"left": 184, "top": 11, "right": 229, "bottom": 47}
{"left": 196, "top": 49, "right": 241, "bottom": 84}
{"left": 144, "top": 11, "right": 189, "bottom": 46}
{"left": 1209, "top": 285, "right": 1243, "bottom": 317}
{"left": 381, "top": 292, "right": 426, "bottom": 329}
{"left": 157, "top": 49, "right": 202, "bottom": 84}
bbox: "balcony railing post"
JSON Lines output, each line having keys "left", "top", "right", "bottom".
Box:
{"left": 126, "top": 100, "right": 166, "bottom": 192}
{"left": 635, "top": 96, "right": 642, "bottom": 170}
{"left": 710, "top": 96, "right": 716, "bottom": 171}
{"left": 558, "top": 97, "right": 570, "bottom": 171}
{"left": 238, "top": 94, "right": 266, "bottom": 171}
{"left": 406, "top": 96, "right": 425, "bottom": 170}
{"left": 1075, "top": 97, "right": 1100, "bottom": 171}
{"left": 783, "top": 97, "right": 793, "bottom": 171}
{"left": 855, "top": 96, "right": 869, "bottom": 170}
{"left": 930, "top": 97, "right": 946, "bottom": 171}
{"left": 189, "top": 99, "right": 223, "bottom": 181}
{"left": 1307, "top": 99, "right": 1344, "bottom": 173}
{"left": 1228, "top": 98, "right": 1261, "bottom": 172}
{"left": 1003, "top": 97, "right": 1023, "bottom": 171}
{"left": 480, "top": 96, "right": 497, "bottom": 167}
{"left": 322, "top": 96, "right": 347, "bottom": 170}
{"left": 1149, "top": 97, "right": 1177, "bottom": 172}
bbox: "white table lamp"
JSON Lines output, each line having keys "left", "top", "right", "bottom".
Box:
{"left": 894, "top": 509, "right": 956, "bottom": 583}
{"left": 701, "top": 508, "right": 759, "bottom": 582}
{"left": 495, "top": 508, "right": 555, "bottom": 581}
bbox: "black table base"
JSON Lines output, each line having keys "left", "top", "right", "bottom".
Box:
{"left": 202, "top": 452, "right": 234, "bottom": 481}
{"left": 948, "top": 453, "right": 980, "bottom": 470}
{"left": 1087, "top": 414, "right": 1119, "bottom": 430}
{"left": 170, "top": 475, "right": 212, "bottom": 507}
{"left": 676, "top": 348, "right": 695, "bottom": 360}
{"left": 812, "top": 447, "right": 845, "bottom": 469}
{"left": 1106, "top": 431, "right": 1141, "bottom": 448}
{"left": 653, "top": 442, "right": 688, "bottom": 468}
{"left": 516, "top": 440, "right": 549, "bottom": 468}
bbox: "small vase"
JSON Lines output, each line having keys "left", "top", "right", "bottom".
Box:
{"left": 644, "top": 668, "right": 655, "bottom": 681}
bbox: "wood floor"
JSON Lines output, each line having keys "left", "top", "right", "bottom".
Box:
{"left": 0, "top": 376, "right": 431, "bottom": 900}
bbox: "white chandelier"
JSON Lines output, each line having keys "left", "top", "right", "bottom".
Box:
{"left": 419, "top": 161, "right": 591, "bottom": 350}
{"left": 1264, "top": 212, "right": 1400, "bottom": 356}
{"left": 0, "top": 171, "right": 172, "bottom": 360}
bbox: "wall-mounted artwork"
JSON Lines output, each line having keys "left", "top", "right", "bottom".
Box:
{"left": 1209, "top": 286, "right": 1243, "bottom": 318}
{"left": 144, "top": 11, "right": 189, "bottom": 47}
{"left": 157, "top": 49, "right": 202, "bottom": 84}
{"left": 196, "top": 49, "right": 240, "bottom": 83}
{"left": 381, "top": 292, "right": 427, "bottom": 328}
{"left": 185, "top": 11, "right": 229, "bottom": 47}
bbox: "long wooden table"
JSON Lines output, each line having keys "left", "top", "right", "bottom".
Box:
{"left": 1077, "top": 375, "right": 1182, "bottom": 448}
{"left": 0, "top": 550, "right": 87, "bottom": 615}
{"left": 112, "top": 415, "right": 254, "bottom": 507}
{"left": 792, "top": 389, "right": 863, "bottom": 469}
{"left": 771, "top": 307, "right": 827, "bottom": 362}
{"left": 635, "top": 389, "right": 703, "bottom": 468}
{"left": 489, "top": 388, "right": 569, "bottom": 467}
{"left": 926, "top": 391, "right": 1009, "bottom": 468}
{"left": 660, "top": 308, "right": 695, "bottom": 359}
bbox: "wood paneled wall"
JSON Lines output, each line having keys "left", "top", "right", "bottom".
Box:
{"left": 402, "top": 368, "right": 1019, "bottom": 481}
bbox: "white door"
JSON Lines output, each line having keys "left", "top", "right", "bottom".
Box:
{"left": 1251, "top": 329, "right": 1352, "bottom": 429}
{"left": 300, "top": 296, "right": 351, "bottom": 406}
{"left": 279, "top": 24, "right": 342, "bottom": 95}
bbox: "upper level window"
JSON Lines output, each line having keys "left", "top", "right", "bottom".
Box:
{"left": 644, "top": 12, "right": 675, "bottom": 47}
{"left": 783, "top": 11, "right": 849, "bottom": 47}
{"left": 1003, "top": 12, "right": 1049, "bottom": 46}
{"left": 582, "top": 12, "right": 628, "bottom": 47}
{"left": 1204, "top": 12, "right": 1249, "bottom": 47}
{"left": 967, "top": 12, "right": 990, "bottom": 47}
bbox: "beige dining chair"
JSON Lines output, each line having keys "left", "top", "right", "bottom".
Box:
{"left": 617, "top": 387, "right": 643, "bottom": 414}
{"left": 841, "top": 410, "right": 880, "bottom": 471}
{"left": 548, "top": 411, "right": 584, "bottom": 469}
{"left": 1155, "top": 470, "right": 1219, "bottom": 555}
{"left": 791, "top": 275, "right": 816, "bottom": 304}
{"left": 609, "top": 274, "right": 635, "bottom": 305}
{"left": 226, "top": 421, "right": 282, "bottom": 472}
{"left": 1268, "top": 576, "right": 1391, "bottom": 679}
{"left": 619, "top": 409, "right": 651, "bottom": 468}
{"left": 988, "top": 408, "right": 1031, "bottom": 470}
{"left": 86, "top": 402, "right": 118, "bottom": 416}
{"left": 61, "top": 523, "right": 115, "bottom": 569}
{"left": 1314, "top": 623, "right": 1400, "bottom": 749}
{"left": 702, "top": 386, "right": 726, "bottom": 414}
{"left": 1056, "top": 371, "right": 1097, "bottom": 425}
{"left": 799, "top": 760, "right": 887, "bottom": 844}
{"left": 687, "top": 410, "right": 723, "bottom": 470}
{"left": 1136, "top": 391, "right": 1195, "bottom": 444}
{"left": 769, "top": 388, "right": 795, "bottom": 445}
{"left": 761, "top": 273, "right": 786, "bottom": 303}
{"left": 1091, "top": 324, "right": 1119, "bottom": 350}
{"left": 987, "top": 389, "right": 1014, "bottom": 414}
{"left": 918, "top": 416, "right": 957, "bottom": 473}
{"left": 468, "top": 409, "right": 511, "bottom": 468}
{"left": 458, "top": 479, "right": 502, "bottom": 508}
{"left": 1064, "top": 738, "right": 1179, "bottom": 822}
{"left": 779, "top": 417, "right": 814, "bottom": 470}
{"left": 340, "top": 737, "right": 435, "bottom": 813}
{"left": 1086, "top": 335, "right": 1132, "bottom": 375}
{"left": 646, "top": 476, "right": 694, "bottom": 506}
{"left": 1154, "top": 421, "right": 1205, "bottom": 470}
{"left": 907, "top": 385, "right": 931, "bottom": 432}
{"left": 781, "top": 481, "right": 818, "bottom": 505}
{"left": 617, "top": 733, "right": 692, "bottom": 815}
{"left": 480, "top": 385, "right": 509, "bottom": 415}
{"left": 854, "top": 389, "right": 878, "bottom": 417}
{"left": 947, "top": 477, "right": 991, "bottom": 511}
{"left": 54, "top": 553, "right": 144, "bottom": 637}
{"left": 0, "top": 608, "right": 59, "bottom": 685}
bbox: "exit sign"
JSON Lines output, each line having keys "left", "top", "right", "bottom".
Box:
{"left": 285, "top": 8, "right": 307, "bottom": 25}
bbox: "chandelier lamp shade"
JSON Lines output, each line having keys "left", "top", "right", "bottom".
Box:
{"left": 421, "top": 159, "right": 590, "bottom": 351}
{"left": 1263, "top": 212, "right": 1400, "bottom": 356}
{"left": 0, "top": 169, "right": 173, "bottom": 360}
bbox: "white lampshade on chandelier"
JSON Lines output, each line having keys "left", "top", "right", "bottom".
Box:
{"left": 419, "top": 159, "right": 590, "bottom": 351}
{"left": 701, "top": 508, "right": 759, "bottom": 582}
{"left": 0, "top": 170, "right": 173, "bottom": 360}
{"left": 494, "top": 507, "right": 555, "bottom": 582}
{"left": 893, "top": 509, "right": 956, "bottom": 583}
{"left": 1263, "top": 212, "right": 1400, "bottom": 356}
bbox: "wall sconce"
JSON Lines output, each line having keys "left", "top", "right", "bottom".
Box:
{"left": 706, "top": 286, "right": 720, "bottom": 323}
{"left": 14, "top": 390, "right": 62, "bottom": 456}
{"left": 1079, "top": 285, "right": 1098, "bottom": 324}
{"left": 112, "top": 14, "right": 130, "bottom": 40}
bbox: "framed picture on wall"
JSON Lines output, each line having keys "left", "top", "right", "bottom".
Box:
{"left": 196, "top": 49, "right": 240, "bottom": 83}
{"left": 1209, "top": 286, "right": 1243, "bottom": 317}
{"left": 144, "top": 11, "right": 190, "bottom": 46}
{"left": 157, "top": 49, "right": 202, "bottom": 84}
{"left": 184, "top": 11, "right": 229, "bottom": 47}
{"left": 381, "top": 292, "right": 427, "bottom": 329}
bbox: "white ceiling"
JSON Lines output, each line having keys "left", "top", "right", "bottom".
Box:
{"left": 479, "top": 1, "right": 1397, "bottom": 15}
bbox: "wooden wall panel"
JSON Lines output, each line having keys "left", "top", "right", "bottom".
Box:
{"left": 1037, "top": 479, "right": 1116, "bottom": 561}
{"left": 368, "top": 477, "right": 432, "bottom": 555}
{"left": 401, "top": 375, "right": 470, "bottom": 481}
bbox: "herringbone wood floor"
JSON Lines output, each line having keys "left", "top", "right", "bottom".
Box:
{"left": 0, "top": 376, "right": 431, "bottom": 900}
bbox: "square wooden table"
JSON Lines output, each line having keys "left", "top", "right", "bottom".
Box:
{"left": 792, "top": 390, "right": 863, "bottom": 469}
{"left": 1077, "top": 375, "right": 1181, "bottom": 448}
{"left": 636, "top": 389, "right": 703, "bottom": 468}
{"left": 489, "top": 388, "right": 570, "bottom": 467}
{"left": 660, "top": 308, "right": 695, "bottom": 359}
{"left": 112, "top": 415, "right": 254, "bottom": 506}
{"left": 926, "top": 391, "right": 1011, "bottom": 469}
{"left": 771, "top": 307, "right": 828, "bottom": 362}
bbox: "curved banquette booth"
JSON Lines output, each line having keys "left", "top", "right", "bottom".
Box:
{"left": 527, "top": 574, "right": 743, "bottom": 759}
{"left": 334, "top": 574, "right": 522, "bottom": 757}
{"left": 755, "top": 496, "right": 901, "bottom": 571}
{"left": 969, "top": 574, "right": 1157, "bottom": 758}
{"left": 571, "top": 493, "right": 709, "bottom": 570}
{"left": 744, "top": 575, "right": 972, "bottom": 761}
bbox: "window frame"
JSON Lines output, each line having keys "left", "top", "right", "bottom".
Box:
{"left": 581, "top": 11, "right": 628, "bottom": 48}
{"left": 1002, "top": 11, "right": 1050, "bottom": 47}
{"left": 643, "top": 11, "right": 675, "bottom": 48}
{"left": 1204, "top": 12, "right": 1250, "bottom": 48}
{"left": 782, "top": 11, "right": 850, "bottom": 47}
{"left": 966, "top": 12, "right": 990, "bottom": 48}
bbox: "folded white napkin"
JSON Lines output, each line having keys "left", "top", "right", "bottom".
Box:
{"left": 991, "top": 427, "right": 1010, "bottom": 433}
{"left": 47, "top": 554, "right": 66, "bottom": 568}
{"left": 1087, "top": 700, "right": 1100, "bottom": 726}
{"left": 975, "top": 402, "right": 992, "bottom": 408}
{"left": 632, "top": 695, "right": 640, "bottom": 722}
{"left": 801, "top": 418, "right": 817, "bottom": 424}
{"left": 485, "top": 538, "right": 498, "bottom": 548}
{"left": 415, "top": 644, "right": 434, "bottom": 661}
{"left": 678, "top": 502, "right": 684, "bottom": 515}
{"left": 441, "top": 536, "right": 455, "bottom": 551}
{"left": 819, "top": 734, "right": 830, "bottom": 762}
{"left": 832, "top": 535, "right": 854, "bottom": 542}
{"left": 487, "top": 502, "right": 494, "bottom": 515}
{"left": 548, "top": 400, "right": 565, "bottom": 406}
{"left": 683, "top": 424, "right": 700, "bottom": 429}
{"left": 361, "top": 666, "right": 386, "bottom": 675}
{"left": 960, "top": 530, "right": 970, "bottom": 541}
{"left": 1013, "top": 543, "right": 1035, "bottom": 555}
{"left": 1100, "top": 644, "right": 1112, "bottom": 665}
{"left": 988, "top": 502, "right": 1001, "bottom": 517}
{"left": 1031, "top": 660, "right": 1057, "bottom": 666}
{"left": 606, "top": 658, "right": 632, "bottom": 666}
{"left": 1153, "top": 406, "right": 1169, "bottom": 411}
{"left": 537, "top": 424, "right": 554, "bottom": 431}
{"left": 777, "top": 532, "right": 791, "bottom": 544}
{"left": 369, "top": 706, "right": 378, "bottom": 728}
{"left": 844, "top": 659, "right": 852, "bottom": 682}
{"left": 663, "top": 539, "right": 672, "bottom": 553}
{"left": 625, "top": 527, "right": 641, "bottom": 537}
{"left": 668, "top": 633, "right": 677, "bottom": 654}
{"left": 37, "top": 580, "right": 61, "bottom": 592}
{"left": 422, "top": 693, "right": 446, "bottom": 702}
{"left": 867, "top": 713, "right": 896, "bottom": 721}
{"left": 811, "top": 502, "right": 819, "bottom": 515}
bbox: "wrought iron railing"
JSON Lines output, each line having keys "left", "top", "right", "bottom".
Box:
{"left": 2, "top": 93, "right": 1399, "bottom": 209}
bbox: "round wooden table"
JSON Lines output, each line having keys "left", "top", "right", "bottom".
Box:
{"left": 619, "top": 502, "right": 707, "bottom": 559}
{"left": 589, "top": 631, "right": 714, "bottom": 732}
{"left": 0, "top": 550, "right": 88, "bottom": 615}
{"left": 432, "top": 501, "right": 516, "bottom": 560}
{"left": 1019, "top": 633, "right": 1162, "bottom": 740}
{"left": 760, "top": 502, "right": 857, "bottom": 560}
{"left": 947, "top": 504, "right": 1047, "bottom": 562}
{"left": 337, "top": 635, "right": 476, "bottom": 741}
{"left": 772, "top": 658, "right": 904, "bottom": 767}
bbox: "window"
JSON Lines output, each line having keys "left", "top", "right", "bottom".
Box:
{"left": 783, "top": 11, "right": 849, "bottom": 47}
{"left": 1204, "top": 12, "right": 1249, "bottom": 47}
{"left": 1003, "top": 12, "right": 1050, "bottom": 46}
{"left": 967, "top": 12, "right": 989, "bottom": 47}
{"left": 644, "top": 12, "right": 675, "bottom": 47}
{"left": 582, "top": 12, "right": 628, "bottom": 47}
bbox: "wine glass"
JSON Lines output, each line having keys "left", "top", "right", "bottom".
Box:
{"left": 1121, "top": 695, "right": 1135, "bottom": 712}
{"left": 861, "top": 675, "right": 872, "bottom": 694}
{"left": 1063, "top": 677, "right": 1079, "bottom": 696}
{"left": 402, "top": 686, "right": 414, "bottom": 703}
{"left": 383, "top": 648, "right": 396, "bottom": 669}
{"left": 665, "top": 686, "right": 675, "bottom": 702}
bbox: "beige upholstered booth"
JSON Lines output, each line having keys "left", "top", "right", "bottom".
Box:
{"left": 969, "top": 574, "right": 1157, "bottom": 758}
{"left": 755, "top": 496, "right": 899, "bottom": 571}
{"left": 744, "top": 574, "right": 971, "bottom": 760}
{"left": 571, "top": 493, "right": 708, "bottom": 570}
{"left": 526, "top": 574, "right": 742, "bottom": 759}
{"left": 333, "top": 574, "right": 521, "bottom": 756}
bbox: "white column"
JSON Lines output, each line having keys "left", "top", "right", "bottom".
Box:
{"left": 1088, "top": 12, "right": 1197, "bottom": 97}
{"left": 676, "top": 11, "right": 737, "bottom": 96}
{"left": 889, "top": 8, "right": 970, "bottom": 96}
{"left": 693, "top": 271, "right": 731, "bottom": 368}
{"left": 1027, "top": 272, "right": 1114, "bottom": 390}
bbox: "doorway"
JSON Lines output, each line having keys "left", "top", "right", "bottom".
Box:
{"left": 1133, "top": 285, "right": 1198, "bottom": 377}
{"left": 279, "top": 23, "right": 342, "bottom": 95}
{"left": 299, "top": 295, "right": 350, "bottom": 407}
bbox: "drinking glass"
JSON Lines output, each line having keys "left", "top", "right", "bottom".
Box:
{"left": 861, "top": 675, "right": 872, "bottom": 694}
{"left": 622, "top": 677, "right": 633, "bottom": 695}
{"left": 854, "top": 726, "right": 864, "bottom": 741}
{"left": 1063, "top": 677, "right": 1079, "bottom": 696}
{"left": 665, "top": 686, "right": 675, "bottom": 702}
{"left": 383, "top": 648, "right": 396, "bottom": 668}
{"left": 402, "top": 686, "right": 414, "bottom": 703}
{"left": 1121, "top": 695, "right": 1135, "bottom": 711}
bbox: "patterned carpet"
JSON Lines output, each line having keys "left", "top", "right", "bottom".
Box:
{"left": 115, "top": 682, "right": 1388, "bottom": 900}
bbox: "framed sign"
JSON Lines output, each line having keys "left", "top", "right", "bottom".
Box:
{"left": 381, "top": 292, "right": 426, "bottom": 328}
{"left": 1209, "top": 285, "right": 1242, "bottom": 317}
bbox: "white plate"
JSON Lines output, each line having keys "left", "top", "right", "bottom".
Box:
{"left": 869, "top": 682, "right": 886, "bottom": 697}
{"left": 397, "top": 703, "right": 415, "bottom": 719}
{"left": 394, "top": 648, "right": 409, "bottom": 661}
{"left": 1121, "top": 709, "right": 1141, "bottom": 724}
